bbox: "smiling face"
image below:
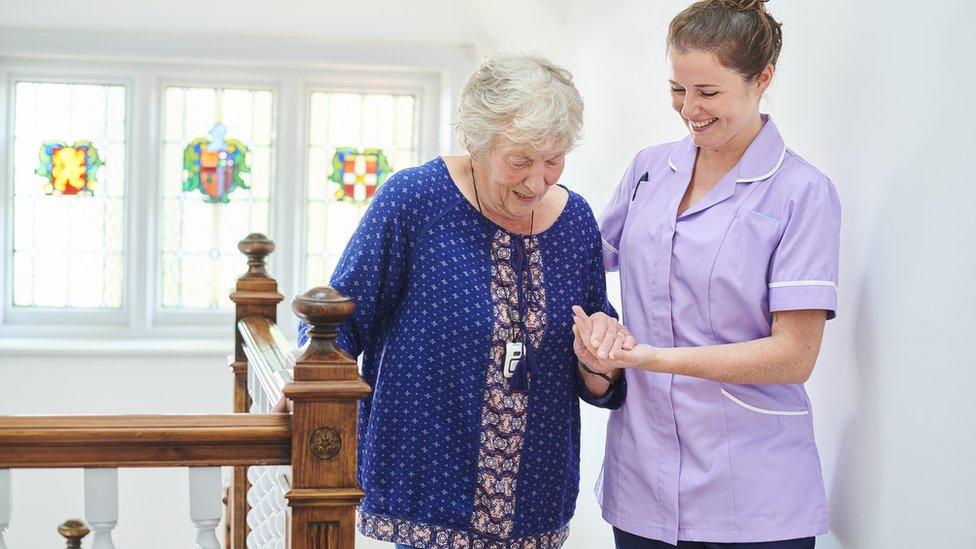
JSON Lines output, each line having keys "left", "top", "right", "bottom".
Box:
{"left": 667, "top": 48, "right": 772, "bottom": 153}
{"left": 476, "top": 138, "right": 566, "bottom": 221}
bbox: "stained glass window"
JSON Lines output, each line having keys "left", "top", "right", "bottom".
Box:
{"left": 305, "top": 92, "right": 417, "bottom": 287}
{"left": 10, "top": 82, "right": 127, "bottom": 308}
{"left": 160, "top": 86, "right": 274, "bottom": 309}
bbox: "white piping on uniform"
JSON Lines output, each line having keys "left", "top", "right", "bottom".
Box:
{"left": 768, "top": 280, "right": 836, "bottom": 289}
{"left": 721, "top": 389, "right": 810, "bottom": 416}
{"left": 667, "top": 155, "right": 678, "bottom": 172}
{"left": 736, "top": 146, "right": 787, "bottom": 183}
{"left": 602, "top": 238, "right": 620, "bottom": 255}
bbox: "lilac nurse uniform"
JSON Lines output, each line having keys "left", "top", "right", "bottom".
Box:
{"left": 596, "top": 115, "right": 841, "bottom": 544}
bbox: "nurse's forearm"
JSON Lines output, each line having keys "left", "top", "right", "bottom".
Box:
{"left": 642, "top": 310, "right": 827, "bottom": 384}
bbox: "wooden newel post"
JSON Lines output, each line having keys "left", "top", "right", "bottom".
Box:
{"left": 284, "top": 287, "right": 371, "bottom": 549}
{"left": 231, "top": 232, "right": 284, "bottom": 373}
{"left": 227, "top": 233, "right": 284, "bottom": 549}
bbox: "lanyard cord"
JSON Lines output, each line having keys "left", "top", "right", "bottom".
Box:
{"left": 469, "top": 158, "right": 542, "bottom": 391}
{"left": 469, "top": 159, "right": 536, "bottom": 341}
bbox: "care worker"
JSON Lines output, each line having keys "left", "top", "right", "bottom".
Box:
{"left": 571, "top": 1, "right": 841, "bottom": 547}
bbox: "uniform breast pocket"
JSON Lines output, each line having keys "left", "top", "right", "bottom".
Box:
{"left": 732, "top": 207, "right": 781, "bottom": 263}
{"left": 709, "top": 208, "right": 783, "bottom": 340}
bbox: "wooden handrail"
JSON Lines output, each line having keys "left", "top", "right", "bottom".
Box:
{"left": 0, "top": 234, "right": 365, "bottom": 549}
{"left": 0, "top": 414, "right": 290, "bottom": 469}
{"left": 240, "top": 316, "right": 293, "bottom": 407}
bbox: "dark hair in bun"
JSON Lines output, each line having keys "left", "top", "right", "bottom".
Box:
{"left": 668, "top": 0, "right": 783, "bottom": 80}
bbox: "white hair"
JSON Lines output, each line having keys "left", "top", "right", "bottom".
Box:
{"left": 456, "top": 52, "right": 584, "bottom": 156}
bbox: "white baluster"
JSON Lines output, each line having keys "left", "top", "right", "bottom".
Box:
{"left": 0, "top": 469, "right": 10, "bottom": 549}
{"left": 84, "top": 468, "right": 118, "bottom": 549}
{"left": 188, "top": 467, "right": 222, "bottom": 549}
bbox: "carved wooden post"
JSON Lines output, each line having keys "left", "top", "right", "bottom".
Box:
{"left": 58, "top": 519, "right": 89, "bottom": 549}
{"left": 284, "top": 287, "right": 371, "bottom": 549}
{"left": 228, "top": 233, "right": 283, "bottom": 549}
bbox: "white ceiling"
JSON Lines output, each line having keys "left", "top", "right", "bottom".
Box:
{"left": 0, "top": 0, "right": 572, "bottom": 52}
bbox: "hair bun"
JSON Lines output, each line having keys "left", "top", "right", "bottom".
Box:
{"left": 715, "top": 0, "right": 768, "bottom": 11}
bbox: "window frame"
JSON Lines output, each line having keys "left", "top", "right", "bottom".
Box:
{"left": 150, "top": 74, "right": 283, "bottom": 327}
{"left": 0, "top": 30, "right": 470, "bottom": 347}
{"left": 1, "top": 67, "right": 137, "bottom": 331}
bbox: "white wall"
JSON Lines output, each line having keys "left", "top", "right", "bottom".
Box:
{"left": 2, "top": 1, "right": 974, "bottom": 548}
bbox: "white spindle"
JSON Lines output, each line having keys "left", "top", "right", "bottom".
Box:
{"left": 0, "top": 469, "right": 10, "bottom": 549}
{"left": 188, "top": 467, "right": 222, "bottom": 549}
{"left": 84, "top": 468, "right": 118, "bottom": 549}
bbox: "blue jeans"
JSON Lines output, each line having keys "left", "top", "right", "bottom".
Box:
{"left": 395, "top": 545, "right": 417, "bottom": 549}
{"left": 613, "top": 527, "right": 815, "bottom": 549}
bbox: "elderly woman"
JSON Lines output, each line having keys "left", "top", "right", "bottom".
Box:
{"left": 301, "top": 53, "right": 628, "bottom": 548}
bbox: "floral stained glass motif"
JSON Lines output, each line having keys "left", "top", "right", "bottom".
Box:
{"left": 182, "top": 123, "right": 250, "bottom": 203}
{"left": 36, "top": 140, "right": 103, "bottom": 196}
{"left": 329, "top": 147, "right": 391, "bottom": 204}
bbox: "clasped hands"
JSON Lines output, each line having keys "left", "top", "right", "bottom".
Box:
{"left": 570, "top": 305, "right": 656, "bottom": 379}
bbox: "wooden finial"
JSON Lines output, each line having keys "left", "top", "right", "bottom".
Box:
{"left": 238, "top": 233, "right": 275, "bottom": 280}
{"left": 292, "top": 287, "right": 356, "bottom": 350}
{"left": 58, "top": 519, "right": 90, "bottom": 548}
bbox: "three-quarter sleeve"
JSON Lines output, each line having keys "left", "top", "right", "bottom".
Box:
{"left": 598, "top": 155, "right": 640, "bottom": 272}
{"left": 575, "top": 222, "right": 627, "bottom": 409}
{"left": 298, "top": 180, "right": 411, "bottom": 373}
{"left": 768, "top": 177, "right": 842, "bottom": 319}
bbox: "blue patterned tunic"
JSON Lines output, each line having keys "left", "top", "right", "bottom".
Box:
{"left": 300, "top": 157, "right": 625, "bottom": 548}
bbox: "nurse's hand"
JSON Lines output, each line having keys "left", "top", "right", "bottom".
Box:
{"left": 572, "top": 323, "right": 612, "bottom": 373}
{"left": 571, "top": 306, "right": 637, "bottom": 361}
{"left": 573, "top": 323, "right": 623, "bottom": 396}
{"left": 573, "top": 318, "right": 657, "bottom": 372}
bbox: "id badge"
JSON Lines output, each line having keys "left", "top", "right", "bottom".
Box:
{"left": 503, "top": 341, "right": 524, "bottom": 379}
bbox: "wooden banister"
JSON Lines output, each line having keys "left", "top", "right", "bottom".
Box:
{"left": 284, "top": 287, "right": 371, "bottom": 549}
{"left": 228, "top": 232, "right": 283, "bottom": 549}
{"left": 0, "top": 414, "right": 290, "bottom": 469}
{"left": 229, "top": 232, "right": 284, "bottom": 416}
{"left": 0, "top": 234, "right": 366, "bottom": 548}
{"left": 239, "top": 316, "right": 293, "bottom": 408}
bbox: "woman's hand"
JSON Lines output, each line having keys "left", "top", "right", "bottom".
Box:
{"left": 572, "top": 306, "right": 657, "bottom": 371}
{"left": 572, "top": 322, "right": 620, "bottom": 397}
{"left": 572, "top": 322, "right": 614, "bottom": 375}
{"left": 271, "top": 395, "right": 291, "bottom": 414}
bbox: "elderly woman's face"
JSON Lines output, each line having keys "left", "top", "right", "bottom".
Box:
{"left": 482, "top": 140, "right": 565, "bottom": 219}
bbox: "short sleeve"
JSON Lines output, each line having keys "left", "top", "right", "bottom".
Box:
{"left": 598, "top": 155, "right": 640, "bottom": 272}
{"left": 768, "top": 177, "right": 841, "bottom": 319}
